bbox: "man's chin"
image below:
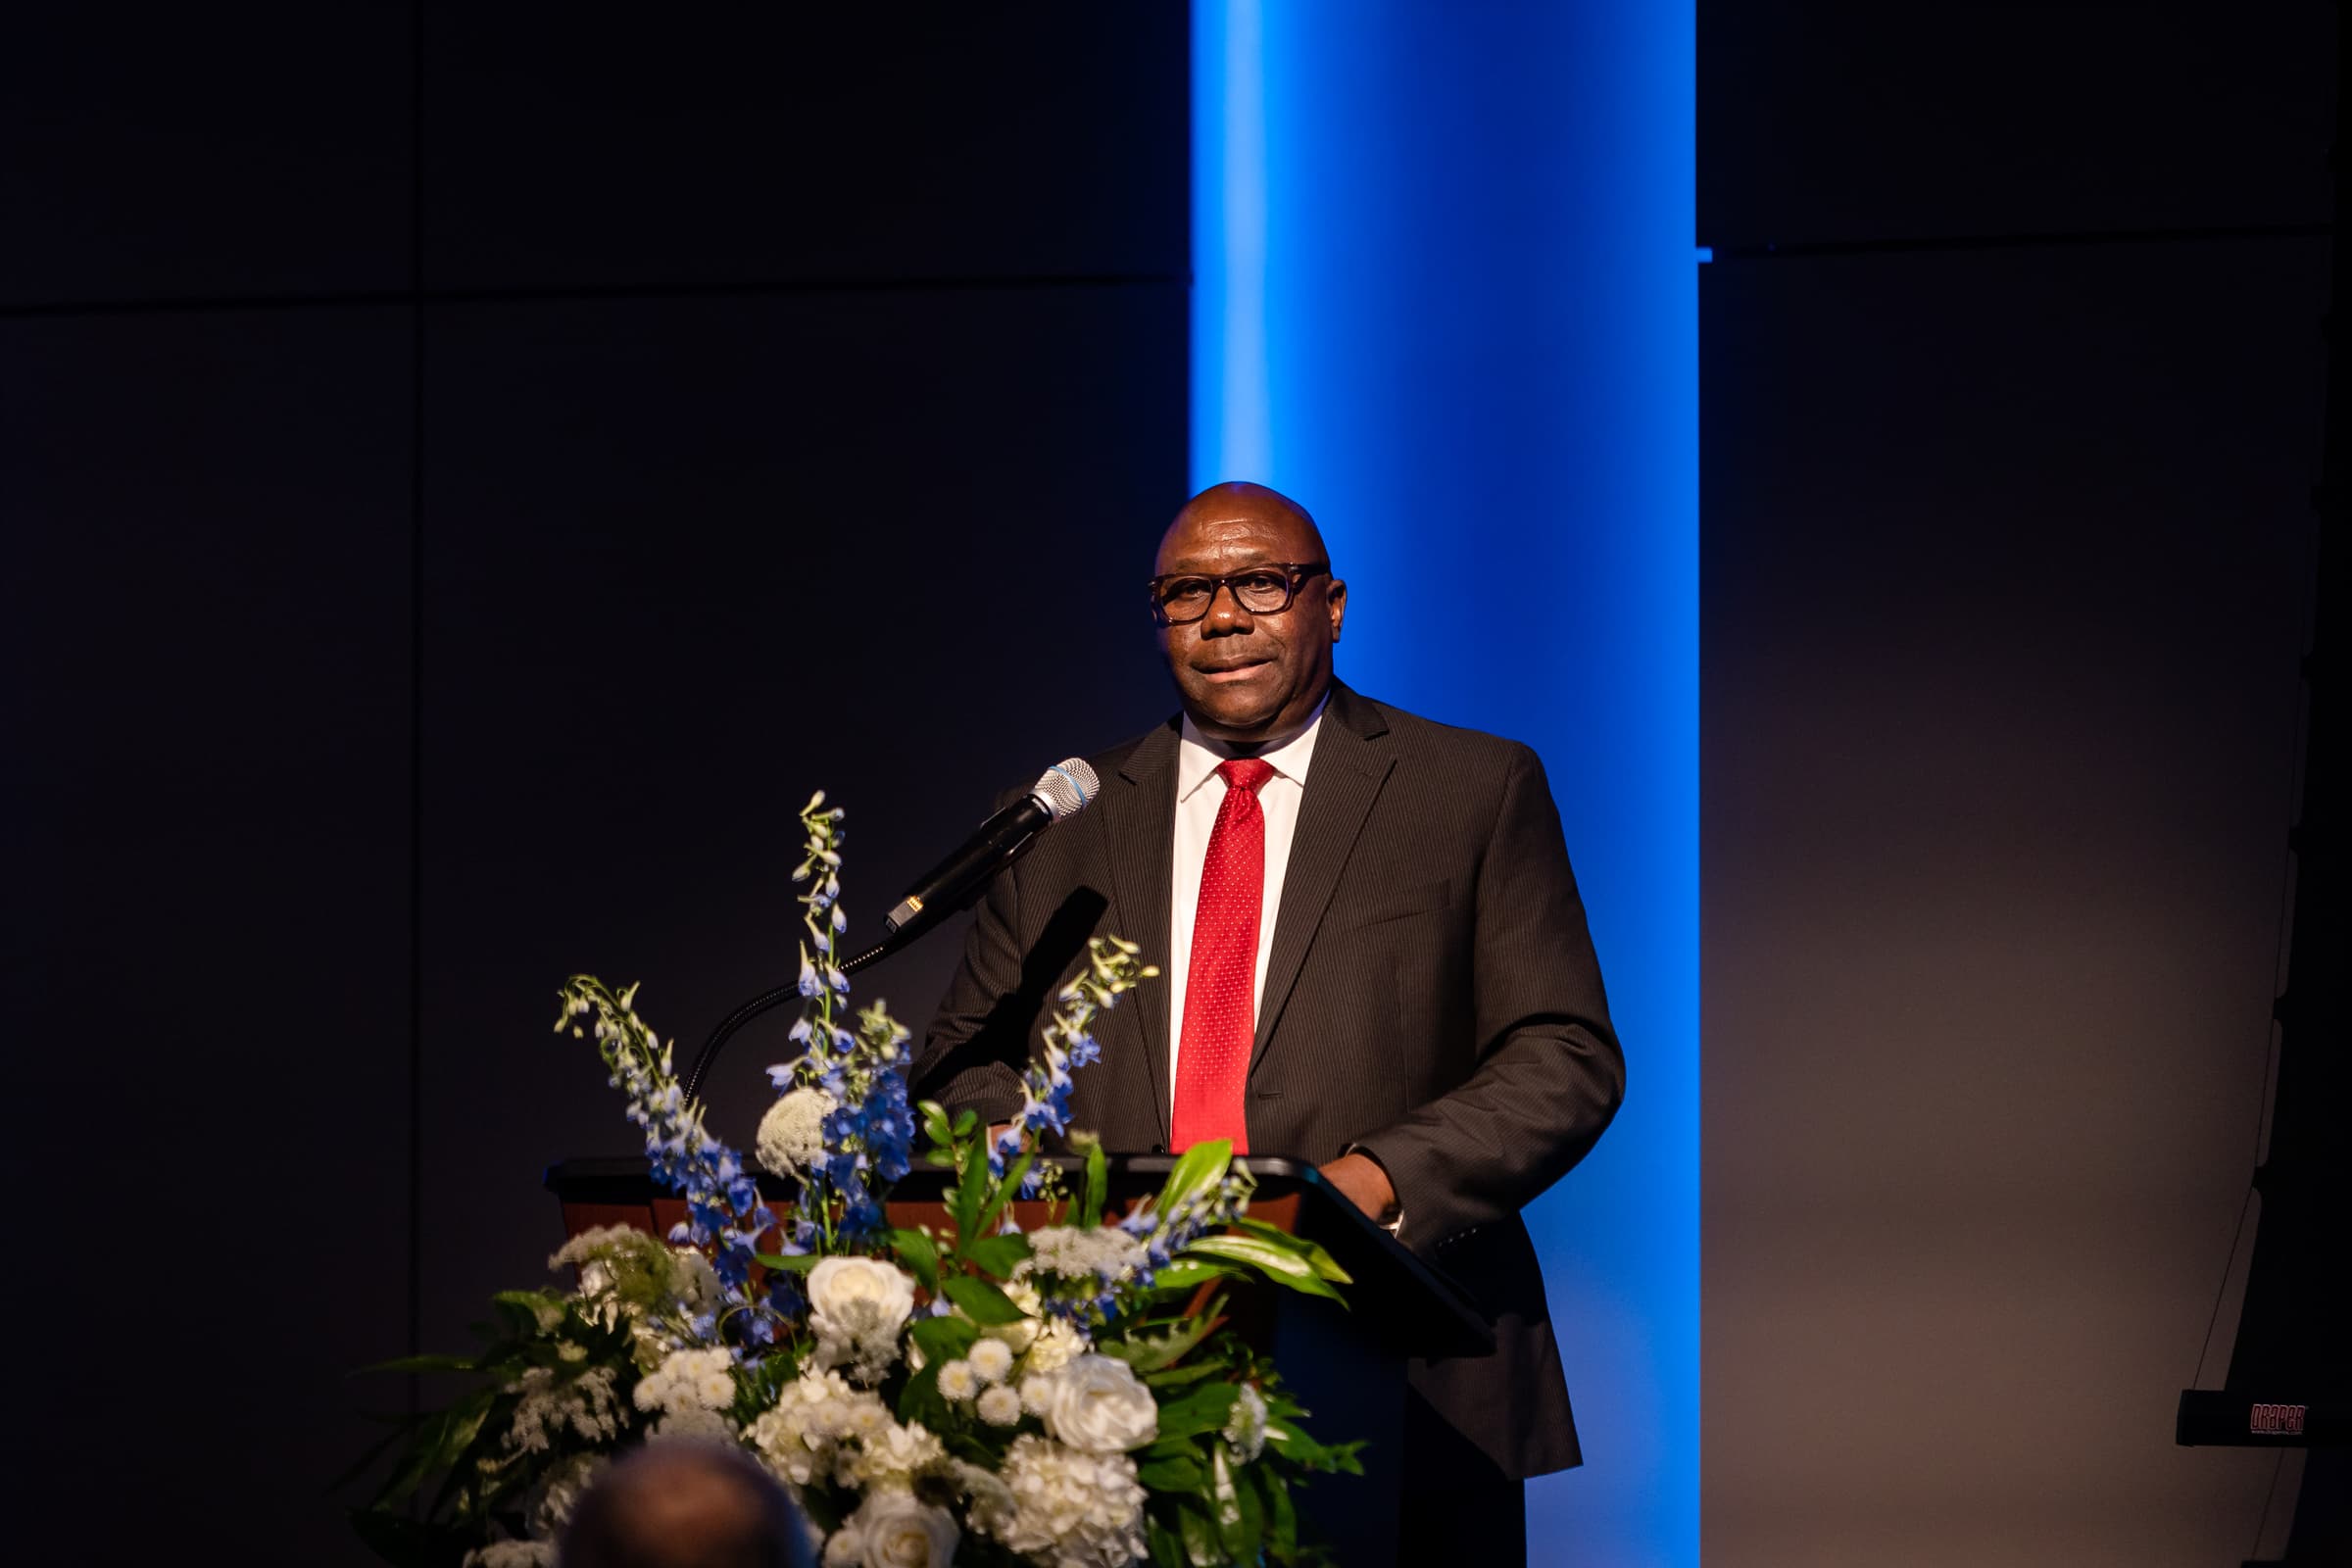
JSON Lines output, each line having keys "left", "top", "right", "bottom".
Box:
{"left": 1185, "top": 693, "right": 1290, "bottom": 742}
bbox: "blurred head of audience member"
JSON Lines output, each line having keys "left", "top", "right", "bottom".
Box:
{"left": 559, "top": 1441, "right": 814, "bottom": 1568}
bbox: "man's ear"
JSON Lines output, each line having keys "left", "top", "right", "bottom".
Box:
{"left": 1327, "top": 577, "right": 1347, "bottom": 643}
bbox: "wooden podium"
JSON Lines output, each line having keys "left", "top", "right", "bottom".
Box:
{"left": 546, "top": 1153, "right": 1493, "bottom": 1566}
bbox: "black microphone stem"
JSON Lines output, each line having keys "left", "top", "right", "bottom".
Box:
{"left": 681, "top": 939, "right": 891, "bottom": 1104}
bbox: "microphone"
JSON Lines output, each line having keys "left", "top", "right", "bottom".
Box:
{"left": 883, "top": 759, "right": 1099, "bottom": 936}
{"left": 681, "top": 758, "right": 1100, "bottom": 1102}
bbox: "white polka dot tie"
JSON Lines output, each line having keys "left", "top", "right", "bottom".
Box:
{"left": 1171, "top": 757, "right": 1275, "bottom": 1152}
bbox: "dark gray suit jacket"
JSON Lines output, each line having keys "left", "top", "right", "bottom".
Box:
{"left": 912, "top": 682, "right": 1624, "bottom": 1478}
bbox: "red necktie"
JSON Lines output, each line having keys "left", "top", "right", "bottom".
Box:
{"left": 1171, "top": 758, "right": 1276, "bottom": 1152}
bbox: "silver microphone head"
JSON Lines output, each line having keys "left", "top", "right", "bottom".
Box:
{"left": 1030, "top": 758, "right": 1100, "bottom": 821}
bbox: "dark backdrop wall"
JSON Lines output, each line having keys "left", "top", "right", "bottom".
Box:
{"left": 1700, "top": 6, "right": 2335, "bottom": 1564}
{"left": 2, "top": 7, "right": 1186, "bottom": 1561}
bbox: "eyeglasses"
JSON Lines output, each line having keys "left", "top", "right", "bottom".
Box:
{"left": 1146, "top": 562, "right": 1330, "bottom": 626}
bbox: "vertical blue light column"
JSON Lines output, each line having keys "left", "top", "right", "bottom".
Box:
{"left": 1193, "top": 4, "right": 1696, "bottom": 1562}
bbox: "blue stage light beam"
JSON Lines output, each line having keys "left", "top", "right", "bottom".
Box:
{"left": 1193, "top": 3, "right": 1698, "bottom": 1562}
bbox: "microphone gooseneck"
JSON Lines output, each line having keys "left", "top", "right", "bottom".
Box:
{"left": 680, "top": 758, "right": 1100, "bottom": 1103}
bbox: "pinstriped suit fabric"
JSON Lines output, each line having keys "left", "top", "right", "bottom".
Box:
{"left": 914, "top": 682, "right": 1624, "bottom": 1478}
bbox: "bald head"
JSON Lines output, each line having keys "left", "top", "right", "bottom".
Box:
{"left": 559, "top": 1443, "right": 812, "bottom": 1568}
{"left": 1158, "top": 481, "right": 1331, "bottom": 567}
{"left": 1151, "top": 482, "right": 1346, "bottom": 746}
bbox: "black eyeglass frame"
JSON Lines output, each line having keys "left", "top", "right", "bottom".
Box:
{"left": 1145, "top": 561, "right": 1332, "bottom": 626}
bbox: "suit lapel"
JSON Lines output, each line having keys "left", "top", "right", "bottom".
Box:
{"left": 1107, "top": 718, "right": 1181, "bottom": 1143}
{"left": 1251, "top": 685, "right": 1393, "bottom": 1072}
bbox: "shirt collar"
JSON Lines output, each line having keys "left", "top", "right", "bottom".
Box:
{"left": 1176, "top": 689, "right": 1331, "bottom": 802}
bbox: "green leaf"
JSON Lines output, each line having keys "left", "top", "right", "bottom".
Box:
{"left": 1158, "top": 1140, "right": 1232, "bottom": 1215}
{"left": 1079, "top": 1140, "right": 1108, "bottom": 1229}
{"left": 1175, "top": 1497, "right": 1223, "bottom": 1566}
{"left": 908, "top": 1315, "right": 982, "bottom": 1366}
{"left": 920, "top": 1100, "right": 954, "bottom": 1149}
{"left": 976, "top": 1152, "right": 1032, "bottom": 1238}
{"left": 1136, "top": 1450, "right": 1206, "bottom": 1492}
{"left": 1183, "top": 1236, "right": 1348, "bottom": 1303}
{"left": 1212, "top": 1446, "right": 1262, "bottom": 1560}
{"left": 1267, "top": 1471, "right": 1298, "bottom": 1562}
{"left": 939, "top": 1275, "right": 1027, "bottom": 1326}
{"left": 1231, "top": 1216, "right": 1352, "bottom": 1284}
{"left": 1144, "top": 1258, "right": 1241, "bottom": 1294}
{"left": 1102, "top": 1293, "right": 1224, "bottom": 1373}
{"left": 752, "top": 1251, "right": 823, "bottom": 1275}
{"left": 952, "top": 1108, "right": 978, "bottom": 1137}
{"left": 1152, "top": 1382, "right": 1242, "bottom": 1443}
{"left": 961, "top": 1233, "right": 1031, "bottom": 1281}
{"left": 1143, "top": 1361, "right": 1226, "bottom": 1389}
{"left": 952, "top": 1144, "right": 989, "bottom": 1246}
{"left": 1146, "top": 1514, "right": 1190, "bottom": 1568}
{"left": 890, "top": 1228, "right": 941, "bottom": 1293}
{"left": 897, "top": 1359, "right": 950, "bottom": 1432}
{"left": 370, "top": 1389, "right": 495, "bottom": 1508}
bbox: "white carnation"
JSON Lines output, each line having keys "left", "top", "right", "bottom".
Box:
{"left": 976, "top": 1386, "right": 1024, "bottom": 1427}
{"left": 967, "top": 1338, "right": 1014, "bottom": 1384}
{"left": 844, "top": 1486, "right": 959, "bottom": 1568}
{"left": 1038, "top": 1355, "right": 1158, "bottom": 1453}
{"left": 757, "top": 1086, "right": 837, "bottom": 1176}
{"left": 745, "top": 1369, "right": 889, "bottom": 1488}
{"left": 633, "top": 1347, "right": 736, "bottom": 1415}
{"left": 837, "top": 1420, "right": 948, "bottom": 1491}
{"left": 1022, "top": 1315, "right": 1087, "bottom": 1375}
{"left": 970, "top": 1434, "right": 1148, "bottom": 1568}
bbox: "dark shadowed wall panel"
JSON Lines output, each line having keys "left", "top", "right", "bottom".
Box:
{"left": 0, "top": 4, "right": 412, "bottom": 306}
{"left": 1701, "top": 238, "right": 2324, "bottom": 1564}
{"left": 416, "top": 284, "right": 1183, "bottom": 1356}
{"left": 1701, "top": 6, "right": 2337, "bottom": 1560}
{"left": 422, "top": 5, "right": 1187, "bottom": 288}
{"left": 0, "top": 309, "right": 414, "bottom": 1561}
{"left": 1701, "top": 5, "right": 2333, "bottom": 248}
{"left": 3, "top": 3, "right": 1185, "bottom": 1561}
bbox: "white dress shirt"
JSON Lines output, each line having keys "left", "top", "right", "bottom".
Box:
{"left": 1165, "top": 696, "right": 1328, "bottom": 1101}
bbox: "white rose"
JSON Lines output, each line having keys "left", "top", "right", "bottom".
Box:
{"left": 846, "top": 1488, "right": 958, "bottom": 1568}
{"left": 1040, "top": 1354, "right": 1159, "bottom": 1453}
{"left": 807, "top": 1257, "right": 916, "bottom": 1347}
{"left": 757, "top": 1087, "right": 838, "bottom": 1176}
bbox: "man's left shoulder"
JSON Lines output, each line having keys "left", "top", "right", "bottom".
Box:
{"left": 1341, "top": 687, "right": 1544, "bottom": 778}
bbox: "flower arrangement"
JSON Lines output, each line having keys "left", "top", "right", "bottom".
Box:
{"left": 351, "top": 793, "right": 1360, "bottom": 1567}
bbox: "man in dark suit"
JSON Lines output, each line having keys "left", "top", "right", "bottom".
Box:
{"left": 913, "top": 481, "right": 1624, "bottom": 1560}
